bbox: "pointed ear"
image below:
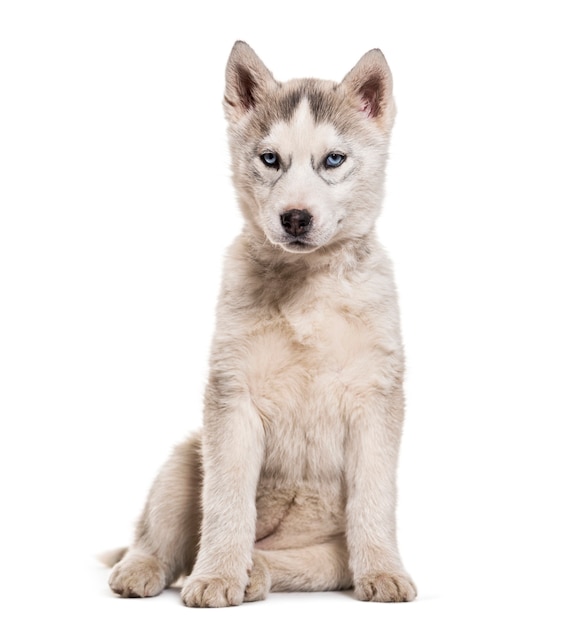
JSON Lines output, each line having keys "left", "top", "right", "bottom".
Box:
{"left": 341, "top": 49, "right": 394, "bottom": 122}
{"left": 224, "top": 41, "right": 278, "bottom": 122}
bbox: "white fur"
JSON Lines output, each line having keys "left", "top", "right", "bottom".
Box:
{"left": 107, "top": 41, "right": 416, "bottom": 607}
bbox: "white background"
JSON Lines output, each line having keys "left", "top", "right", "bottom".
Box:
{"left": 1, "top": 1, "right": 569, "bottom": 624}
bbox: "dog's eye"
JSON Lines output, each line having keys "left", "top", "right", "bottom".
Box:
{"left": 260, "top": 152, "right": 279, "bottom": 169}
{"left": 324, "top": 153, "right": 346, "bottom": 168}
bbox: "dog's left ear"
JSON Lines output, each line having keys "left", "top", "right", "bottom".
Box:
{"left": 341, "top": 49, "right": 394, "bottom": 123}
{"left": 224, "top": 41, "right": 278, "bottom": 122}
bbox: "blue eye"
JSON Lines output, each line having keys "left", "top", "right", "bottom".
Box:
{"left": 325, "top": 153, "right": 346, "bottom": 168}
{"left": 260, "top": 152, "right": 279, "bottom": 168}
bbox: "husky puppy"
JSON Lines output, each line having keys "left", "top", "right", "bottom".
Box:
{"left": 107, "top": 41, "right": 416, "bottom": 607}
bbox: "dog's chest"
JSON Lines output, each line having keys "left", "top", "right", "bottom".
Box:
{"left": 245, "top": 291, "right": 381, "bottom": 481}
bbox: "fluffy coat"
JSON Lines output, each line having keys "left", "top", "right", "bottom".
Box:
{"left": 107, "top": 41, "right": 416, "bottom": 607}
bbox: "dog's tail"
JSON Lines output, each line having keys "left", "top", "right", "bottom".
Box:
{"left": 98, "top": 547, "right": 127, "bottom": 568}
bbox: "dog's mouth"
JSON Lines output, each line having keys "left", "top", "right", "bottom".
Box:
{"left": 263, "top": 211, "right": 335, "bottom": 254}
{"left": 279, "top": 238, "right": 319, "bottom": 254}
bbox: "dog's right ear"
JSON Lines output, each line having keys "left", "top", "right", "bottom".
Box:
{"left": 224, "top": 41, "right": 277, "bottom": 122}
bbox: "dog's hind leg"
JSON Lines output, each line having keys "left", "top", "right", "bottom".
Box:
{"left": 108, "top": 433, "right": 202, "bottom": 598}
{"left": 244, "top": 536, "right": 352, "bottom": 601}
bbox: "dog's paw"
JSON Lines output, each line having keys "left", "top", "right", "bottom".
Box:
{"left": 354, "top": 571, "right": 417, "bottom": 603}
{"left": 108, "top": 552, "right": 166, "bottom": 598}
{"left": 181, "top": 575, "right": 245, "bottom": 608}
{"left": 244, "top": 553, "right": 271, "bottom": 602}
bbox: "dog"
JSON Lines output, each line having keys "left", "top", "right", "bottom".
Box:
{"left": 106, "top": 40, "right": 416, "bottom": 607}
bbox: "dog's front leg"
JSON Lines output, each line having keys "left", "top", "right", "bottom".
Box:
{"left": 345, "top": 385, "right": 417, "bottom": 602}
{"left": 181, "top": 394, "right": 264, "bottom": 608}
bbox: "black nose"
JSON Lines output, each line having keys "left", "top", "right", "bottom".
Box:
{"left": 280, "top": 209, "right": 313, "bottom": 237}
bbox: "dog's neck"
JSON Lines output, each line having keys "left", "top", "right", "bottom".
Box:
{"left": 227, "top": 230, "right": 384, "bottom": 313}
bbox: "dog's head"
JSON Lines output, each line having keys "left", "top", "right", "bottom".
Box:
{"left": 224, "top": 42, "right": 395, "bottom": 255}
